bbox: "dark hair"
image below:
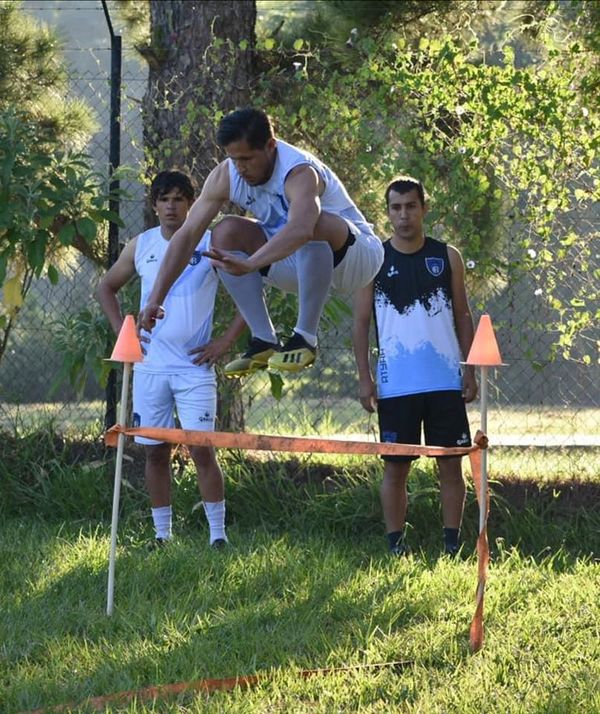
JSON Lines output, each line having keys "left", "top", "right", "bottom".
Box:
{"left": 216, "top": 108, "right": 275, "bottom": 149}
{"left": 385, "top": 176, "right": 427, "bottom": 207}
{"left": 150, "top": 170, "right": 195, "bottom": 204}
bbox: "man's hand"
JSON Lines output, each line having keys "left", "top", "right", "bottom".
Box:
{"left": 188, "top": 335, "right": 234, "bottom": 367}
{"left": 358, "top": 375, "right": 377, "bottom": 413}
{"left": 137, "top": 304, "right": 165, "bottom": 334}
{"left": 462, "top": 370, "right": 478, "bottom": 403}
{"left": 202, "top": 247, "right": 254, "bottom": 275}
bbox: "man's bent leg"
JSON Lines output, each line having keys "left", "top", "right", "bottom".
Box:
{"left": 268, "top": 212, "right": 347, "bottom": 372}
{"left": 211, "top": 216, "right": 278, "bottom": 345}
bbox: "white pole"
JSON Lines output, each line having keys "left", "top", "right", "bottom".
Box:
{"left": 106, "top": 361, "right": 132, "bottom": 616}
{"left": 479, "top": 365, "right": 488, "bottom": 533}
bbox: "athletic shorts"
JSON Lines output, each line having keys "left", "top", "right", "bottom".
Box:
{"left": 261, "top": 217, "right": 384, "bottom": 296}
{"left": 377, "top": 390, "right": 472, "bottom": 463}
{"left": 132, "top": 370, "right": 217, "bottom": 445}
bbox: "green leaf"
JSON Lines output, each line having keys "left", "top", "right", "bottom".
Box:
{"left": 47, "top": 264, "right": 59, "bottom": 285}
{"left": 293, "top": 38, "right": 304, "bottom": 51}
{"left": 57, "top": 222, "right": 76, "bottom": 245}
{"left": 75, "top": 216, "right": 97, "bottom": 242}
{"left": 268, "top": 372, "right": 284, "bottom": 401}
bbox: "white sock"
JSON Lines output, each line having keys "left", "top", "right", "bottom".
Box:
{"left": 151, "top": 505, "right": 172, "bottom": 540}
{"left": 216, "top": 252, "right": 277, "bottom": 344}
{"left": 203, "top": 500, "right": 227, "bottom": 544}
{"left": 295, "top": 242, "right": 332, "bottom": 340}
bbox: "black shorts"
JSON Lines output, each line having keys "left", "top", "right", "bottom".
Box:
{"left": 377, "top": 390, "right": 471, "bottom": 463}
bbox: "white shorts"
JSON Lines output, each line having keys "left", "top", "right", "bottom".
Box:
{"left": 132, "top": 370, "right": 217, "bottom": 445}
{"left": 262, "top": 219, "right": 384, "bottom": 296}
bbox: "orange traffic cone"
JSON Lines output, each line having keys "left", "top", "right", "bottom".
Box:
{"left": 109, "top": 315, "right": 143, "bottom": 363}
{"left": 466, "top": 314, "right": 504, "bottom": 366}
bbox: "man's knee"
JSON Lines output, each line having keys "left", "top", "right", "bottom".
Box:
{"left": 190, "top": 445, "right": 218, "bottom": 470}
{"left": 211, "top": 216, "right": 265, "bottom": 251}
{"left": 144, "top": 443, "right": 171, "bottom": 468}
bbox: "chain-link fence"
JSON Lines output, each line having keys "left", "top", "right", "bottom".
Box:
{"left": 2, "top": 2, "right": 599, "bottom": 479}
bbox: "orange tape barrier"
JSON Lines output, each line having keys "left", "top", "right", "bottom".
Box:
{"left": 103, "top": 425, "right": 490, "bottom": 653}
{"left": 105, "top": 425, "right": 487, "bottom": 458}
{"left": 468, "top": 446, "right": 490, "bottom": 653}
{"left": 24, "top": 661, "right": 410, "bottom": 713}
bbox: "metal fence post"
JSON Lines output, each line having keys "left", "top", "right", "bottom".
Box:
{"left": 102, "top": 0, "right": 121, "bottom": 429}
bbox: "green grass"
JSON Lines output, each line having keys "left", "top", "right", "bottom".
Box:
{"left": 1, "top": 426, "right": 599, "bottom": 712}
{"left": 2, "top": 522, "right": 599, "bottom": 713}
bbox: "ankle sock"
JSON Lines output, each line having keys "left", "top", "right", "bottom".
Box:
{"left": 387, "top": 529, "right": 405, "bottom": 551}
{"left": 151, "top": 505, "right": 172, "bottom": 540}
{"left": 443, "top": 527, "right": 460, "bottom": 551}
{"left": 203, "top": 500, "right": 228, "bottom": 545}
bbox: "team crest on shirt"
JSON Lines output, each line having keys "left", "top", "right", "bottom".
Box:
{"left": 189, "top": 251, "right": 202, "bottom": 266}
{"left": 425, "top": 257, "right": 444, "bottom": 276}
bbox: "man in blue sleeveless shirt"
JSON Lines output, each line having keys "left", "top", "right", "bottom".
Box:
{"left": 138, "top": 108, "right": 383, "bottom": 376}
{"left": 352, "top": 176, "right": 477, "bottom": 557}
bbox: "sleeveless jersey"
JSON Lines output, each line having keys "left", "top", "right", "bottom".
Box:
{"left": 134, "top": 227, "right": 217, "bottom": 374}
{"left": 228, "top": 139, "right": 375, "bottom": 238}
{"left": 373, "top": 237, "right": 463, "bottom": 398}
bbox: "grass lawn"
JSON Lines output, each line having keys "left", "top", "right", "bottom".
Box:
{"left": 1, "top": 427, "right": 599, "bottom": 712}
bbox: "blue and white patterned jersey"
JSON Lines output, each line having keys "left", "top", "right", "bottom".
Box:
{"left": 134, "top": 227, "right": 217, "bottom": 374}
{"left": 228, "top": 139, "right": 376, "bottom": 238}
{"left": 374, "top": 237, "right": 463, "bottom": 398}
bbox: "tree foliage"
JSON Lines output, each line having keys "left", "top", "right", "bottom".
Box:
{"left": 255, "top": 20, "right": 599, "bottom": 364}
{"left": 0, "top": 1, "right": 118, "bottom": 365}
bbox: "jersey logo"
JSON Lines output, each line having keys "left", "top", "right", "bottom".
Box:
{"left": 245, "top": 196, "right": 255, "bottom": 206}
{"left": 189, "top": 251, "right": 202, "bottom": 266}
{"left": 146, "top": 254, "right": 158, "bottom": 264}
{"left": 425, "top": 257, "right": 444, "bottom": 276}
{"left": 387, "top": 265, "right": 399, "bottom": 278}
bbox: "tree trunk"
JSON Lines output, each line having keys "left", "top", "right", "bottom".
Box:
{"left": 144, "top": 0, "right": 256, "bottom": 189}
{"left": 143, "top": 0, "right": 257, "bottom": 431}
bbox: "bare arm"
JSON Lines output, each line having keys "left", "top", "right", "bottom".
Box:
{"left": 95, "top": 237, "right": 138, "bottom": 335}
{"left": 247, "top": 164, "right": 321, "bottom": 270}
{"left": 207, "top": 164, "right": 322, "bottom": 275}
{"left": 138, "top": 163, "right": 229, "bottom": 331}
{"left": 188, "top": 310, "right": 247, "bottom": 366}
{"left": 352, "top": 281, "right": 377, "bottom": 412}
{"left": 448, "top": 245, "right": 477, "bottom": 402}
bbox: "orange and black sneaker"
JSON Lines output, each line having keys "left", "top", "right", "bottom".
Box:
{"left": 267, "top": 332, "right": 317, "bottom": 372}
{"left": 223, "top": 337, "right": 281, "bottom": 378}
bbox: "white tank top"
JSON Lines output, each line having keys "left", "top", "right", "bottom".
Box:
{"left": 228, "top": 139, "right": 375, "bottom": 238}
{"left": 134, "top": 227, "right": 217, "bottom": 374}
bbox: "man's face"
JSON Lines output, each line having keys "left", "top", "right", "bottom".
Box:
{"left": 225, "top": 137, "right": 277, "bottom": 186}
{"left": 153, "top": 188, "right": 191, "bottom": 231}
{"left": 387, "top": 188, "right": 427, "bottom": 241}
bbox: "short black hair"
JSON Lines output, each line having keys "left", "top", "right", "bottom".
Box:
{"left": 385, "top": 176, "right": 427, "bottom": 207}
{"left": 216, "top": 108, "right": 275, "bottom": 149}
{"left": 150, "top": 170, "right": 195, "bottom": 204}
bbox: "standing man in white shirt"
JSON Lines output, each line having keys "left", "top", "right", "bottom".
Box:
{"left": 96, "top": 170, "right": 245, "bottom": 549}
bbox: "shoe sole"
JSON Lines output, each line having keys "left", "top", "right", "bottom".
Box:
{"left": 267, "top": 353, "right": 316, "bottom": 372}
{"left": 224, "top": 361, "right": 270, "bottom": 378}
{"left": 224, "top": 349, "right": 277, "bottom": 378}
